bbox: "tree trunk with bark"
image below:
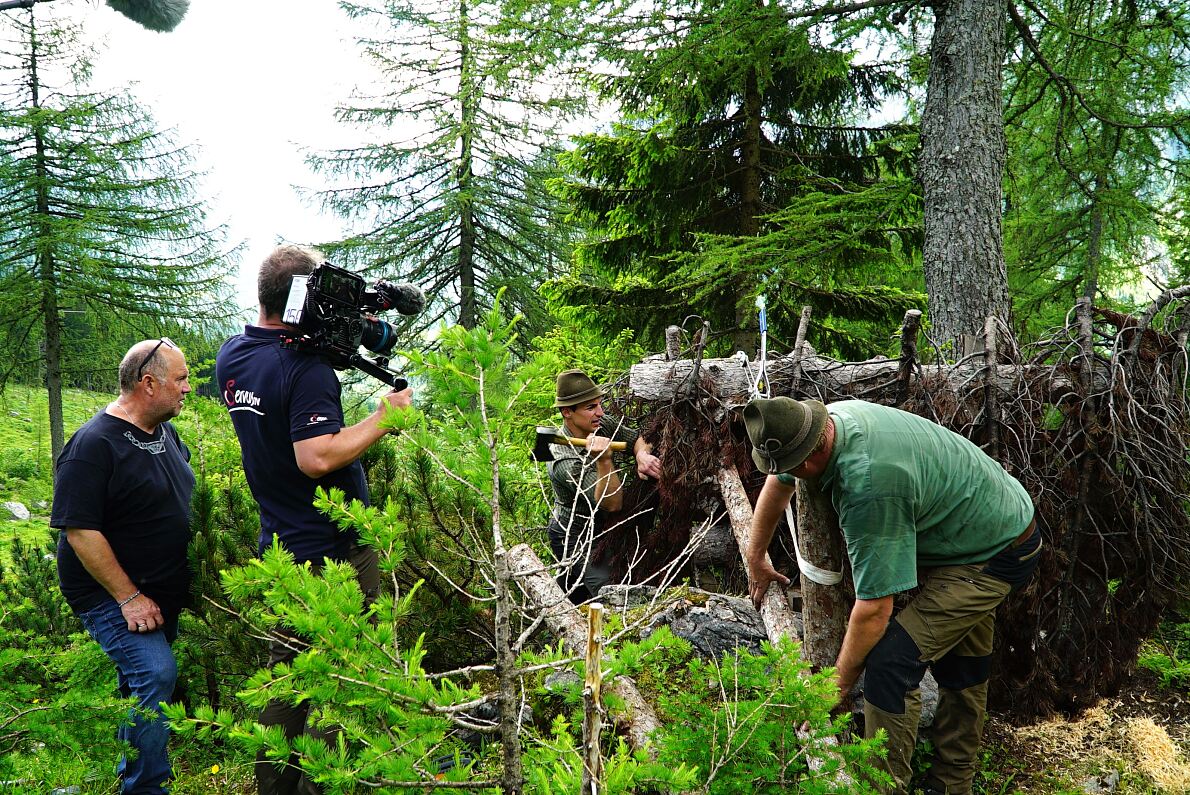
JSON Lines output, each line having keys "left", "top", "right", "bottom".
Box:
{"left": 457, "top": 0, "right": 478, "bottom": 329}
{"left": 921, "top": 0, "right": 1010, "bottom": 354}
{"left": 794, "top": 481, "right": 849, "bottom": 670}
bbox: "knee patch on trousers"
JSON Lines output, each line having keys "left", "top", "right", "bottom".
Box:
{"left": 932, "top": 651, "right": 992, "bottom": 691}
{"left": 864, "top": 619, "right": 929, "bottom": 715}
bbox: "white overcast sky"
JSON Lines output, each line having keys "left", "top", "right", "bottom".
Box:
{"left": 65, "top": 0, "right": 378, "bottom": 316}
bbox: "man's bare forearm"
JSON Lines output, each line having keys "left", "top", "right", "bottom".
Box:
{"left": 835, "top": 596, "right": 894, "bottom": 696}
{"left": 66, "top": 529, "right": 137, "bottom": 601}
{"left": 747, "top": 476, "right": 795, "bottom": 563}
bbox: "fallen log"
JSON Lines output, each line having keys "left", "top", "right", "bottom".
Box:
{"left": 507, "top": 544, "right": 664, "bottom": 755}
{"left": 628, "top": 351, "right": 1101, "bottom": 408}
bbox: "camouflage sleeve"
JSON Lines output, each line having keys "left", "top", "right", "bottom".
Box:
{"left": 549, "top": 456, "right": 597, "bottom": 525}
{"left": 602, "top": 414, "right": 640, "bottom": 449}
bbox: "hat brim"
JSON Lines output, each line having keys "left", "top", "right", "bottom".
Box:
{"left": 749, "top": 400, "right": 829, "bottom": 475}
{"left": 554, "top": 385, "right": 607, "bottom": 408}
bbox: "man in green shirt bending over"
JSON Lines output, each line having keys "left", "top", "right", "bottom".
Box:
{"left": 744, "top": 397, "right": 1041, "bottom": 795}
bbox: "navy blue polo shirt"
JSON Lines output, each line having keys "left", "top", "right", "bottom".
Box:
{"left": 215, "top": 325, "right": 368, "bottom": 564}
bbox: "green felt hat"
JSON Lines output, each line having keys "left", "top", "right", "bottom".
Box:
{"left": 743, "top": 397, "right": 829, "bottom": 474}
{"left": 553, "top": 369, "right": 607, "bottom": 408}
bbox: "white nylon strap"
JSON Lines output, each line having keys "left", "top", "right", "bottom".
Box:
{"left": 785, "top": 502, "right": 843, "bottom": 586}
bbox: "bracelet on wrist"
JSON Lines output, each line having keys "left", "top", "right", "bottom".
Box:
{"left": 117, "top": 590, "right": 141, "bottom": 608}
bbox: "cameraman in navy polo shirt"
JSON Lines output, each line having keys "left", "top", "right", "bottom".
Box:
{"left": 215, "top": 244, "right": 412, "bottom": 795}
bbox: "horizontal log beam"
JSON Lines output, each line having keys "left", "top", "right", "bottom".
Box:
{"left": 628, "top": 352, "right": 1098, "bottom": 406}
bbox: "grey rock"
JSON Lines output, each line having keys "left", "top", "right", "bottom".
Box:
{"left": 919, "top": 670, "right": 939, "bottom": 728}
{"left": 644, "top": 589, "right": 772, "bottom": 659}
{"left": 543, "top": 668, "right": 582, "bottom": 693}
{"left": 1080, "top": 769, "right": 1120, "bottom": 794}
{"left": 597, "top": 584, "right": 658, "bottom": 611}
{"left": 2, "top": 501, "right": 30, "bottom": 521}
{"left": 453, "top": 700, "right": 532, "bottom": 751}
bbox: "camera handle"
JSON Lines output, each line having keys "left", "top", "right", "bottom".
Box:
{"left": 349, "top": 354, "right": 408, "bottom": 392}
{"left": 280, "top": 336, "right": 408, "bottom": 391}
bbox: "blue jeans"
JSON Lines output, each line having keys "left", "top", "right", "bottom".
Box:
{"left": 79, "top": 599, "right": 179, "bottom": 794}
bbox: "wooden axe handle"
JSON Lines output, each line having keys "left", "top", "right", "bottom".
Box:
{"left": 551, "top": 435, "right": 628, "bottom": 452}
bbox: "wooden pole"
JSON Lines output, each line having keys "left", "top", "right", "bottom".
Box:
{"left": 983, "top": 315, "right": 1002, "bottom": 461}
{"left": 665, "top": 326, "right": 682, "bottom": 361}
{"left": 790, "top": 306, "right": 813, "bottom": 393}
{"left": 581, "top": 603, "right": 604, "bottom": 795}
{"left": 714, "top": 465, "right": 800, "bottom": 641}
{"left": 896, "top": 309, "right": 922, "bottom": 405}
{"left": 794, "top": 481, "right": 849, "bottom": 671}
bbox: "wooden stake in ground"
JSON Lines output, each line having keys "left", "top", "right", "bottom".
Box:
{"left": 582, "top": 603, "right": 604, "bottom": 795}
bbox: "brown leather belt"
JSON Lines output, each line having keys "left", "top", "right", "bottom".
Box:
{"left": 1010, "top": 518, "right": 1037, "bottom": 548}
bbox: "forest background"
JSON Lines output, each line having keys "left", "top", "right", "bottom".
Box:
{"left": 1, "top": 0, "right": 1189, "bottom": 792}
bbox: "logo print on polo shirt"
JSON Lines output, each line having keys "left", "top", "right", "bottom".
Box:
{"left": 224, "top": 379, "right": 265, "bottom": 416}
{"left": 124, "top": 431, "right": 166, "bottom": 455}
{"left": 306, "top": 414, "right": 329, "bottom": 426}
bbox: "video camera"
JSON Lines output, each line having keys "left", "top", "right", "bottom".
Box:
{"left": 281, "top": 262, "right": 425, "bottom": 389}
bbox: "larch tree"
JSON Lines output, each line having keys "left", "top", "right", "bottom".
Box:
{"left": 308, "top": 0, "right": 581, "bottom": 337}
{"left": 1002, "top": 1, "right": 1190, "bottom": 332}
{"left": 0, "top": 6, "right": 236, "bottom": 463}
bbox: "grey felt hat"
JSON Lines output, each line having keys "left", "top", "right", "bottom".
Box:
{"left": 743, "top": 397, "right": 829, "bottom": 474}
{"left": 553, "top": 369, "right": 607, "bottom": 408}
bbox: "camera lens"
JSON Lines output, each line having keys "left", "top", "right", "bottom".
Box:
{"left": 360, "top": 318, "right": 398, "bottom": 355}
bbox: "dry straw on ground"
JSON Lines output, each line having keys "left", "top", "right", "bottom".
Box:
{"left": 1125, "top": 717, "right": 1190, "bottom": 793}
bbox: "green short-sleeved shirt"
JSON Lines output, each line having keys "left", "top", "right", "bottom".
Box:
{"left": 780, "top": 400, "right": 1033, "bottom": 600}
{"left": 548, "top": 418, "right": 639, "bottom": 533}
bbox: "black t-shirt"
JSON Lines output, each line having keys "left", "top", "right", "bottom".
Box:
{"left": 215, "top": 325, "right": 368, "bottom": 564}
{"left": 52, "top": 411, "right": 195, "bottom": 616}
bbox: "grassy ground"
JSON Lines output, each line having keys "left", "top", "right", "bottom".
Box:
{"left": 0, "top": 386, "right": 108, "bottom": 565}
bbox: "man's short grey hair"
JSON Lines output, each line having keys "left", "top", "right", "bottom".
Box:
{"left": 259, "top": 244, "right": 324, "bottom": 319}
{"left": 117, "top": 340, "right": 170, "bottom": 394}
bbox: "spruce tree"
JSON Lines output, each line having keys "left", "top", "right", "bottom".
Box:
{"left": 549, "top": 0, "right": 913, "bottom": 355}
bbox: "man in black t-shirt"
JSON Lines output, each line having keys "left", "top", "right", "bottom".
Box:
{"left": 53, "top": 338, "right": 195, "bottom": 795}
{"left": 215, "top": 244, "right": 412, "bottom": 795}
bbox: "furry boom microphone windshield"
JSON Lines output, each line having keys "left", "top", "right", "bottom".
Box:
{"left": 105, "top": 0, "right": 189, "bottom": 32}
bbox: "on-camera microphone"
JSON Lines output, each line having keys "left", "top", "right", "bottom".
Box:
{"left": 105, "top": 0, "right": 189, "bottom": 32}
{"left": 372, "top": 281, "right": 426, "bottom": 316}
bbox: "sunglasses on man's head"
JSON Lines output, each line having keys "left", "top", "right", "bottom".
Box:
{"left": 136, "top": 338, "right": 177, "bottom": 381}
